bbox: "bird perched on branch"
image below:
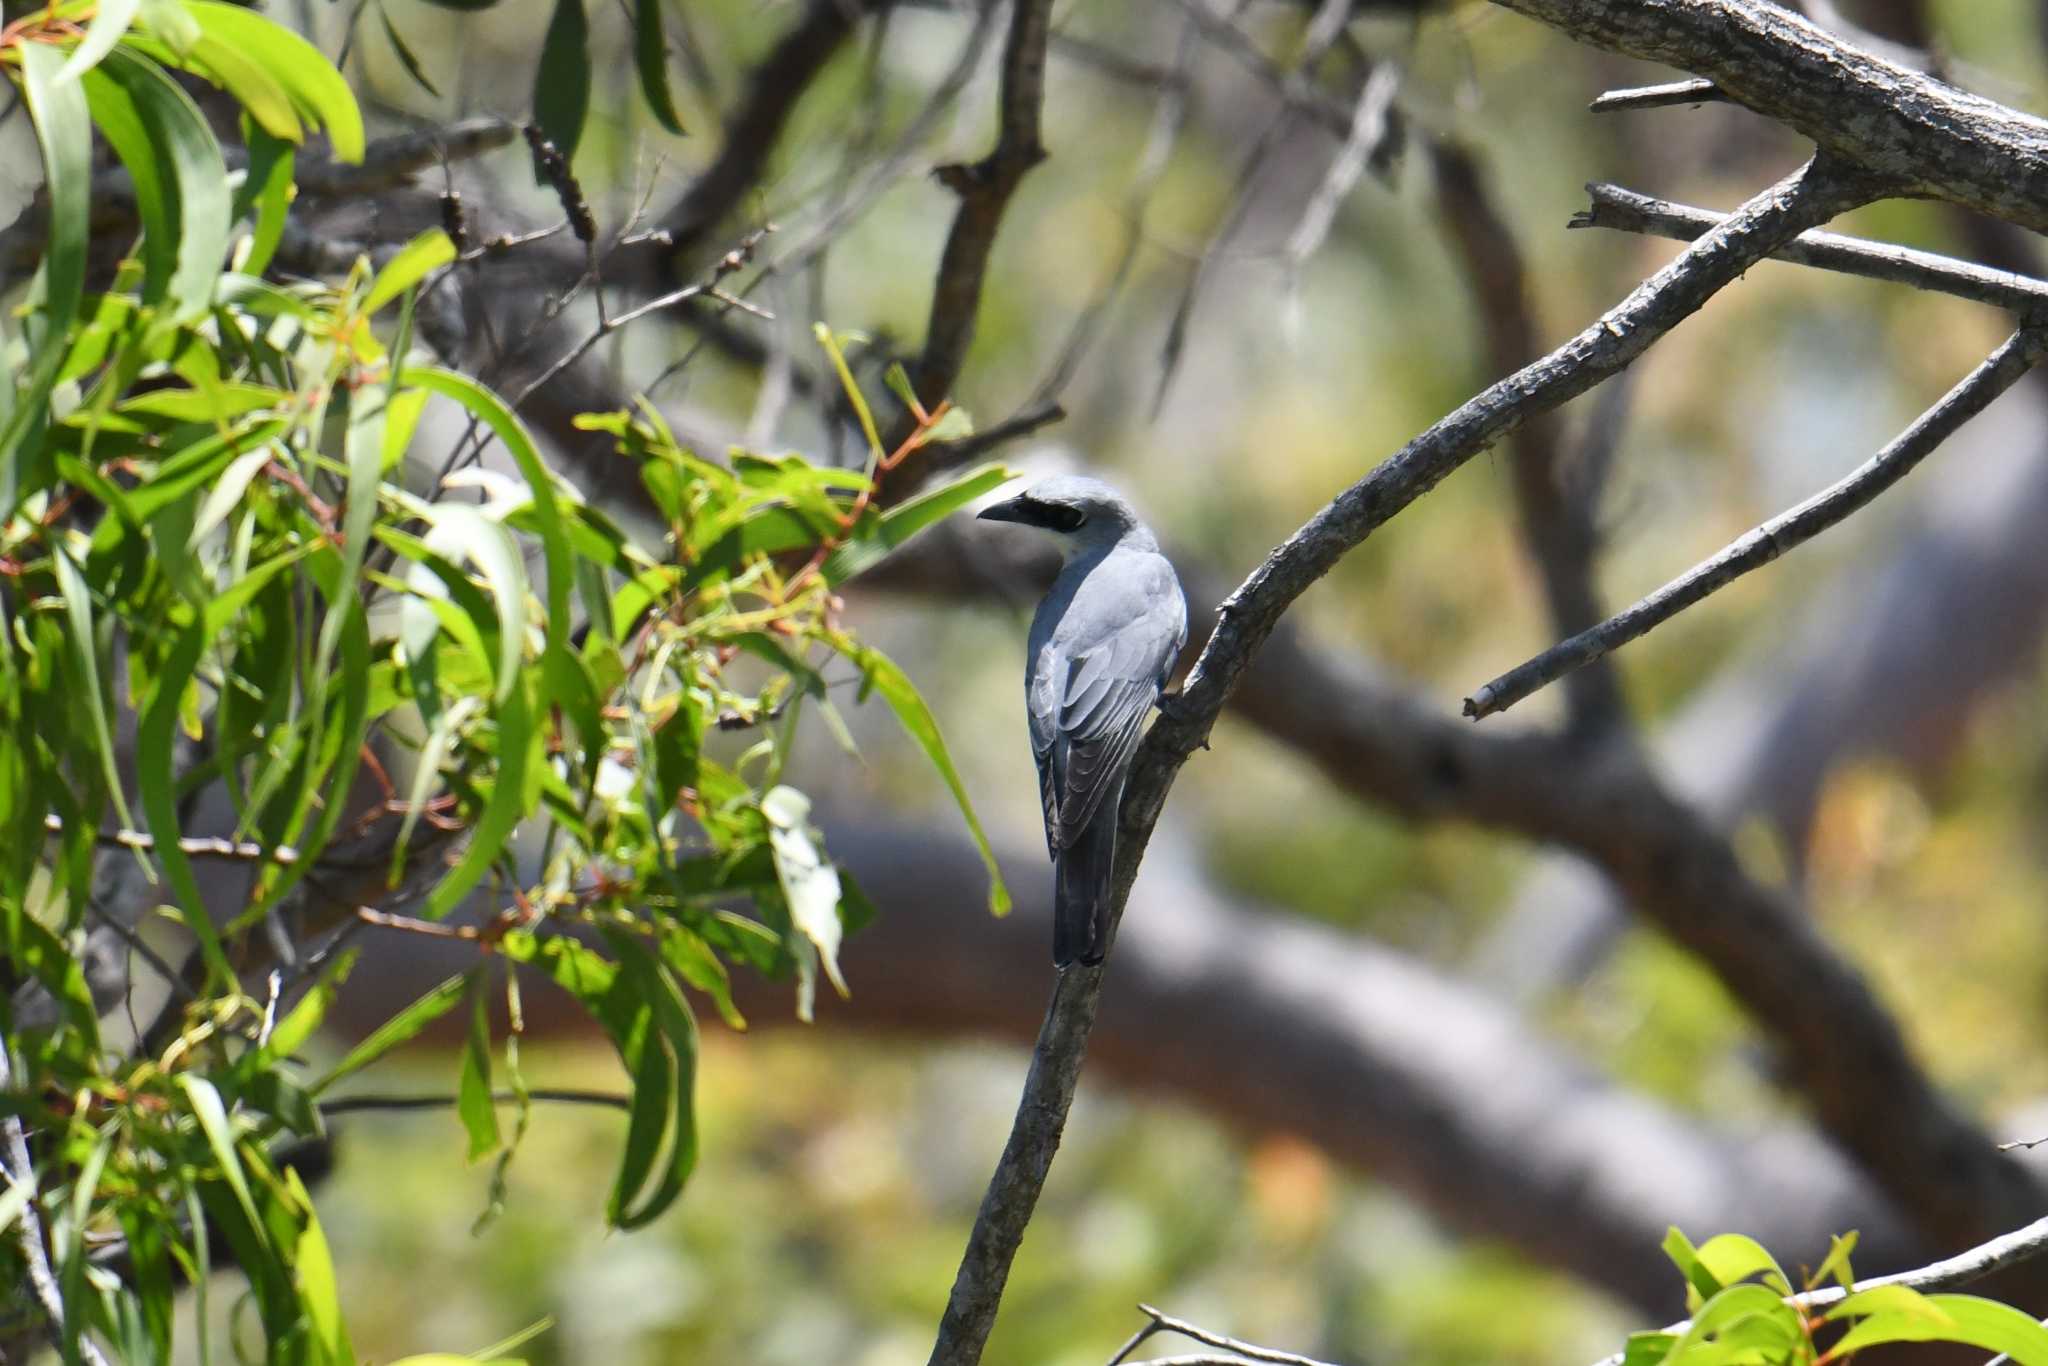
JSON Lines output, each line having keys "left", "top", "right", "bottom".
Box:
{"left": 978, "top": 476, "right": 1187, "bottom": 967}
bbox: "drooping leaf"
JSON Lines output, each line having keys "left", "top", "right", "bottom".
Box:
{"left": 631, "top": 0, "right": 685, "bottom": 135}
{"left": 824, "top": 635, "right": 1010, "bottom": 915}
{"left": 4, "top": 43, "right": 93, "bottom": 500}
{"left": 821, "top": 461, "right": 1013, "bottom": 586}
{"left": 459, "top": 973, "right": 503, "bottom": 1161}
{"left": 377, "top": 2, "right": 444, "bottom": 97}
{"left": 284, "top": 1167, "right": 354, "bottom": 1366}
{"left": 312, "top": 972, "right": 472, "bottom": 1094}
{"left": 180, "top": 1, "right": 366, "bottom": 161}
{"left": 420, "top": 671, "right": 537, "bottom": 920}
{"left": 233, "top": 125, "right": 296, "bottom": 278}
{"left": 179, "top": 1076, "right": 261, "bottom": 1234}
{"left": 77, "top": 63, "right": 176, "bottom": 309}
{"left": 95, "top": 45, "right": 233, "bottom": 324}
{"left": 56, "top": 0, "right": 144, "bottom": 84}
{"left": 533, "top": 0, "right": 591, "bottom": 168}
{"left": 762, "top": 784, "right": 845, "bottom": 1015}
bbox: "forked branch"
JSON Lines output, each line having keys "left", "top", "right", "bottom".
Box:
{"left": 1465, "top": 324, "right": 2048, "bottom": 720}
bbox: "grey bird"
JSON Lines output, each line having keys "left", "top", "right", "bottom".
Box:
{"left": 978, "top": 475, "right": 1187, "bottom": 967}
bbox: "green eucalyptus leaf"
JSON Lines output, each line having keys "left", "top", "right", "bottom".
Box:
{"left": 824, "top": 635, "right": 1010, "bottom": 916}
{"left": 460, "top": 973, "right": 503, "bottom": 1161}
{"left": 632, "top": 0, "right": 685, "bottom": 135}
{"left": 313, "top": 972, "right": 472, "bottom": 1094}
{"left": 533, "top": 0, "right": 591, "bottom": 167}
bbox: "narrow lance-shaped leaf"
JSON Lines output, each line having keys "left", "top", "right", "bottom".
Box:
{"left": 55, "top": 0, "right": 144, "bottom": 84}
{"left": 460, "top": 973, "right": 503, "bottom": 1161}
{"left": 182, "top": 1, "right": 366, "bottom": 161}
{"left": 178, "top": 1076, "right": 262, "bottom": 1236}
{"left": 825, "top": 634, "right": 1011, "bottom": 915}
{"left": 78, "top": 62, "right": 177, "bottom": 309}
{"left": 421, "top": 671, "right": 538, "bottom": 920}
{"left": 96, "top": 46, "right": 234, "bottom": 325}
{"left": 821, "top": 461, "right": 1014, "bottom": 586}
{"left": 377, "top": 2, "right": 444, "bottom": 98}
{"left": 284, "top": 1167, "right": 354, "bottom": 1366}
{"left": 3, "top": 43, "right": 93, "bottom": 500}
{"left": 363, "top": 229, "right": 457, "bottom": 317}
{"left": 762, "top": 785, "right": 845, "bottom": 1019}
{"left": 234, "top": 125, "right": 296, "bottom": 277}
{"left": 632, "top": 0, "right": 685, "bottom": 135}
{"left": 533, "top": 0, "right": 591, "bottom": 169}
{"left": 51, "top": 545, "right": 142, "bottom": 844}
{"left": 312, "top": 972, "right": 472, "bottom": 1094}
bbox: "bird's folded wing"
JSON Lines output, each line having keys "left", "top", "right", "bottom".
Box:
{"left": 1031, "top": 625, "right": 1175, "bottom": 852}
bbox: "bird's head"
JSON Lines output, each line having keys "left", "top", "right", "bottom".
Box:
{"left": 976, "top": 475, "right": 1151, "bottom": 557}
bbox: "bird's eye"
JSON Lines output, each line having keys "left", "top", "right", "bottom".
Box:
{"left": 1044, "top": 505, "right": 1086, "bottom": 532}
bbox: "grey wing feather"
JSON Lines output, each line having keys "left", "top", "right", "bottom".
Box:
{"left": 1027, "top": 554, "right": 1186, "bottom": 853}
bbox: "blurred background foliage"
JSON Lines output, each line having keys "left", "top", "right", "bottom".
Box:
{"left": 18, "top": 0, "right": 2048, "bottom": 1359}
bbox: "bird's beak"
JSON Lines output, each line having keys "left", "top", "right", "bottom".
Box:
{"left": 977, "top": 495, "right": 1037, "bottom": 526}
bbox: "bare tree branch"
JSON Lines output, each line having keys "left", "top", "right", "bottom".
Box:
{"left": 1492, "top": 0, "right": 2048, "bottom": 232}
{"left": 902, "top": 0, "right": 1055, "bottom": 431}
{"left": 1108, "top": 1304, "right": 1344, "bottom": 1366}
{"left": 1432, "top": 138, "right": 1623, "bottom": 733}
{"left": 1576, "top": 182, "right": 2048, "bottom": 313}
{"left": 656, "top": 0, "right": 883, "bottom": 262}
{"left": 1466, "top": 324, "right": 2048, "bottom": 720}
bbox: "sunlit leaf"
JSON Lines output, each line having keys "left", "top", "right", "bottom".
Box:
{"left": 763, "top": 784, "right": 845, "bottom": 1014}
{"left": 312, "top": 972, "right": 472, "bottom": 1094}
{"left": 1833, "top": 1294, "right": 2048, "bottom": 1365}
{"left": 821, "top": 461, "right": 1013, "bottom": 586}
{"left": 824, "top": 636, "right": 1010, "bottom": 915}
{"left": 460, "top": 973, "right": 503, "bottom": 1161}
{"left": 179, "top": 1076, "right": 261, "bottom": 1234}
{"left": 181, "top": 1, "right": 366, "bottom": 161}
{"left": 364, "top": 229, "right": 457, "bottom": 317}
{"left": 96, "top": 46, "right": 232, "bottom": 323}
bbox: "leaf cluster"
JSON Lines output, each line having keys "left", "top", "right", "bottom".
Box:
{"left": 1, "top": 6, "right": 1004, "bottom": 1359}
{"left": 1626, "top": 1229, "right": 2048, "bottom": 1366}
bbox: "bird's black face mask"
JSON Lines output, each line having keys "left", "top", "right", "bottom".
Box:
{"left": 980, "top": 496, "right": 1086, "bottom": 533}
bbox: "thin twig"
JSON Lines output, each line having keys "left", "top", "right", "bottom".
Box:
{"left": 85, "top": 905, "right": 198, "bottom": 1007}
{"left": 1575, "top": 182, "right": 2048, "bottom": 314}
{"left": 1464, "top": 324, "right": 2048, "bottom": 720}
{"left": 1433, "top": 138, "right": 1623, "bottom": 733}
{"left": 507, "top": 225, "right": 772, "bottom": 411}
{"left": 354, "top": 905, "right": 483, "bottom": 940}
{"left": 44, "top": 812, "right": 299, "bottom": 865}
{"left": 1106, "top": 1305, "right": 1344, "bottom": 1366}
{"left": 901, "top": 0, "right": 1054, "bottom": 430}
{"left": 1589, "top": 77, "right": 1727, "bottom": 112}
{"left": 319, "top": 1089, "right": 629, "bottom": 1116}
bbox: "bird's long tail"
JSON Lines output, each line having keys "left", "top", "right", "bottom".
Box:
{"left": 1053, "top": 787, "right": 1122, "bottom": 967}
